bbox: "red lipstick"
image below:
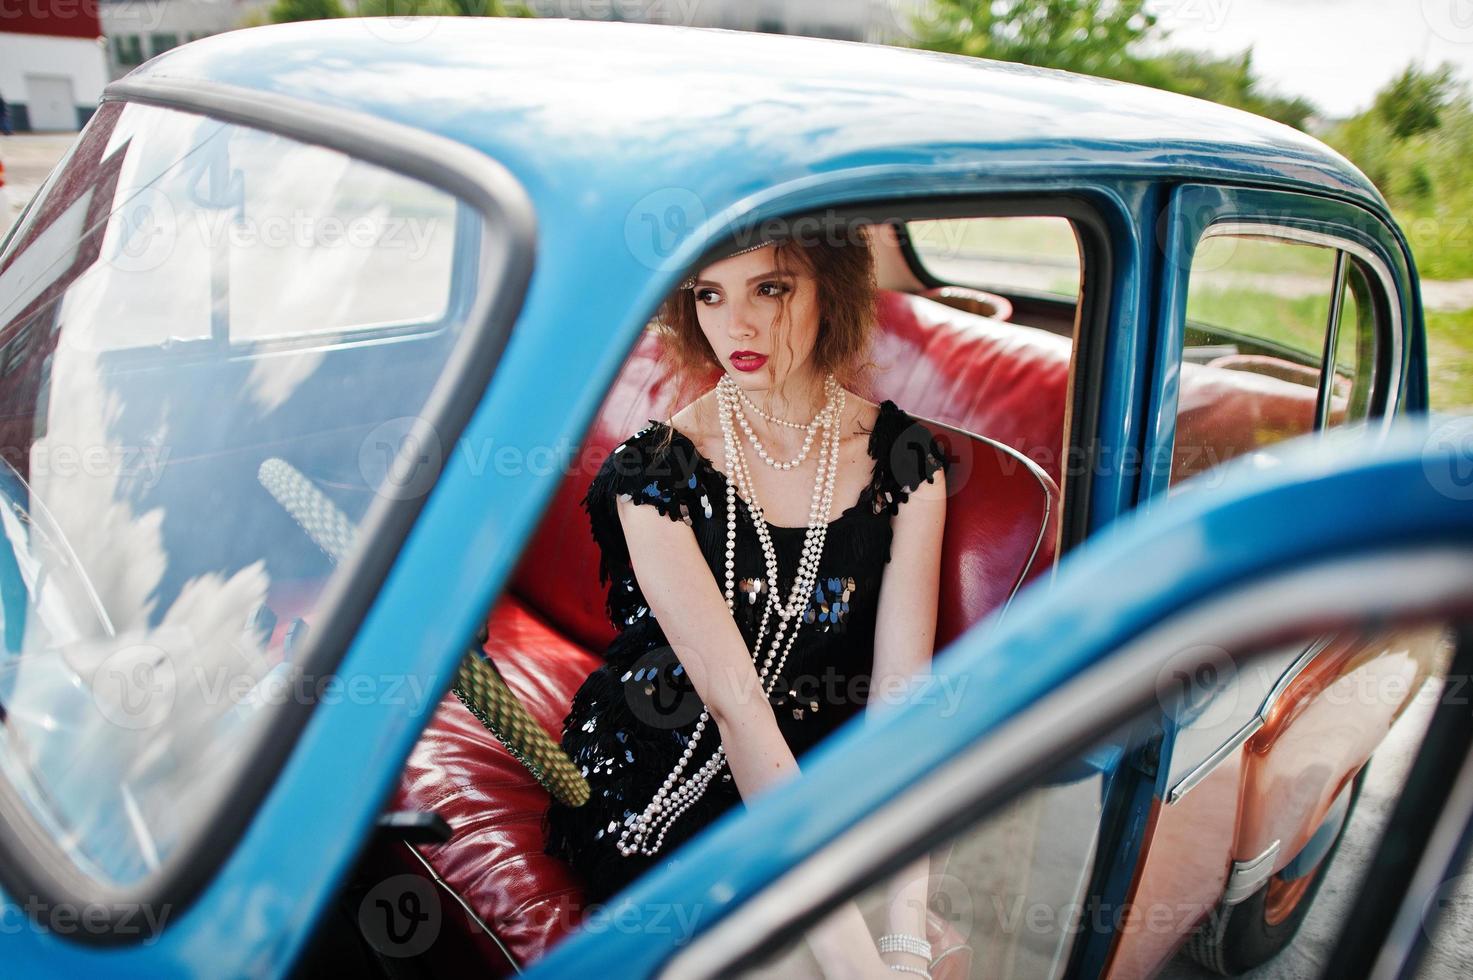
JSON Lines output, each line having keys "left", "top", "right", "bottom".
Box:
{"left": 730, "top": 350, "right": 767, "bottom": 372}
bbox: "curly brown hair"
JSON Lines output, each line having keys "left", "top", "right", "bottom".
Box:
{"left": 647, "top": 224, "right": 882, "bottom": 453}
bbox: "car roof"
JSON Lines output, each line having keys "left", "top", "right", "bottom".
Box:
{"left": 123, "top": 17, "right": 1386, "bottom": 214}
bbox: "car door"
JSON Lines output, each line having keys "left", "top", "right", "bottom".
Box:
{"left": 521, "top": 416, "right": 1473, "bottom": 979}
{"left": 1091, "top": 182, "right": 1432, "bottom": 976}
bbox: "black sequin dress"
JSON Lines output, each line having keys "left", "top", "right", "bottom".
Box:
{"left": 542, "top": 399, "right": 950, "bottom": 903}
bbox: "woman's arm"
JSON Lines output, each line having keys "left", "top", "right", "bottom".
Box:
{"left": 870, "top": 463, "right": 948, "bottom": 972}
{"left": 617, "top": 498, "right": 893, "bottom": 978}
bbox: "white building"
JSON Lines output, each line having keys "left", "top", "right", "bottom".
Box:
{"left": 0, "top": 9, "right": 110, "bottom": 132}
{"left": 100, "top": 0, "right": 274, "bottom": 81}
{"left": 518, "top": 0, "right": 927, "bottom": 44}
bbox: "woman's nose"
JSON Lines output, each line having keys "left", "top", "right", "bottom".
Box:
{"left": 727, "top": 296, "right": 759, "bottom": 339}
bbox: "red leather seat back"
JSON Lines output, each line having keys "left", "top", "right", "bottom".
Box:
{"left": 867, "top": 289, "right": 1073, "bottom": 485}
{"left": 1173, "top": 360, "right": 1320, "bottom": 483}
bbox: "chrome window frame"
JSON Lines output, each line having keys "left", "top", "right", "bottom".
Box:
{"left": 1188, "top": 221, "right": 1404, "bottom": 437}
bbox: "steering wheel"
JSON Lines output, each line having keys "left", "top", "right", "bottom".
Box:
{"left": 255, "top": 456, "right": 589, "bottom": 808}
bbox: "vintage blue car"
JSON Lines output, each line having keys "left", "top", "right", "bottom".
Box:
{"left": 0, "top": 15, "right": 1465, "bottom": 980}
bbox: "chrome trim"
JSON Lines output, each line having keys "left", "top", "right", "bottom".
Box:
{"left": 400, "top": 841, "right": 523, "bottom": 975}
{"left": 1259, "top": 633, "right": 1336, "bottom": 717}
{"left": 1223, "top": 840, "right": 1282, "bottom": 905}
{"left": 1318, "top": 251, "right": 1349, "bottom": 428}
{"left": 916, "top": 417, "right": 1060, "bottom": 617}
{"left": 1167, "top": 717, "right": 1260, "bottom": 805}
{"left": 1167, "top": 633, "right": 1335, "bottom": 804}
{"left": 660, "top": 548, "right": 1473, "bottom": 978}
{"left": 1198, "top": 222, "right": 1404, "bottom": 431}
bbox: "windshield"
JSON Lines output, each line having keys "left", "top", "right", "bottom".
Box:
{"left": 0, "top": 99, "right": 481, "bottom": 886}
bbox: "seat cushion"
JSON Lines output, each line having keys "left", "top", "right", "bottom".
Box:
{"left": 390, "top": 598, "right": 600, "bottom": 974}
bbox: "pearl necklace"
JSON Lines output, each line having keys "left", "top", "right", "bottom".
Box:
{"left": 732, "top": 374, "right": 840, "bottom": 470}
{"left": 616, "top": 376, "right": 844, "bottom": 858}
{"left": 736, "top": 380, "right": 834, "bottom": 431}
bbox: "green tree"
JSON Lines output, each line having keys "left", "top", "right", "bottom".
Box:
{"left": 348, "top": 0, "right": 536, "bottom": 13}
{"left": 910, "top": 0, "right": 1156, "bottom": 80}
{"left": 1135, "top": 48, "right": 1317, "bottom": 130}
{"left": 1374, "top": 62, "right": 1459, "bottom": 140}
{"left": 269, "top": 0, "right": 346, "bottom": 22}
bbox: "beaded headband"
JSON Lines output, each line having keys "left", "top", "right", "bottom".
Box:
{"left": 677, "top": 239, "right": 781, "bottom": 291}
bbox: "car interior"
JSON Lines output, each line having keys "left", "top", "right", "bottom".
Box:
{"left": 310, "top": 207, "right": 1369, "bottom": 976}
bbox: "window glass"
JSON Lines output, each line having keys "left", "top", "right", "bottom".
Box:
{"left": 1172, "top": 232, "right": 1380, "bottom": 488}
{"left": 0, "top": 99, "right": 484, "bottom": 886}
{"left": 907, "top": 216, "right": 1081, "bottom": 303}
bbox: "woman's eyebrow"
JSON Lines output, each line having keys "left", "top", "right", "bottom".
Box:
{"left": 691, "top": 270, "right": 792, "bottom": 287}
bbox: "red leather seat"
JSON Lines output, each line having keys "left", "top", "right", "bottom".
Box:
{"left": 1174, "top": 359, "right": 1323, "bottom": 483}
{"left": 385, "top": 290, "right": 1065, "bottom": 974}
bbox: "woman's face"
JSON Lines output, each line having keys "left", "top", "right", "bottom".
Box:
{"left": 690, "top": 244, "right": 821, "bottom": 394}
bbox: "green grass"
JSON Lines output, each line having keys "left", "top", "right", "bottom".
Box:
{"left": 1185, "top": 287, "right": 1331, "bottom": 357}
{"left": 1427, "top": 307, "right": 1473, "bottom": 411}
{"left": 1396, "top": 205, "right": 1473, "bottom": 281}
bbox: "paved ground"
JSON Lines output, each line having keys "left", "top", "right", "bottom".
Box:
{"left": 0, "top": 133, "right": 71, "bottom": 234}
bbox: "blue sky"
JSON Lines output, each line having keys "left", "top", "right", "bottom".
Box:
{"left": 1142, "top": 0, "right": 1473, "bottom": 116}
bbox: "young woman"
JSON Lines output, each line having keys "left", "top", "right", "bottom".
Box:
{"left": 544, "top": 225, "right": 951, "bottom": 978}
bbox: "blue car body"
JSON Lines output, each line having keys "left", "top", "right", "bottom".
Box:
{"left": 0, "top": 17, "right": 1444, "bottom": 977}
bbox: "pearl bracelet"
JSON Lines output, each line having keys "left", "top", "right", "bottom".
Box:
{"left": 887, "top": 964, "right": 932, "bottom": 979}
{"left": 878, "top": 933, "right": 933, "bottom": 959}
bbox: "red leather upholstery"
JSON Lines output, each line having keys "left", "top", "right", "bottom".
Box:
{"left": 386, "top": 290, "right": 1066, "bottom": 973}
{"left": 1174, "top": 360, "right": 1320, "bottom": 483}
{"left": 867, "top": 289, "right": 1074, "bottom": 485}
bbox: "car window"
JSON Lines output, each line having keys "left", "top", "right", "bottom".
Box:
{"left": 0, "top": 99, "right": 484, "bottom": 886}
{"left": 1171, "top": 230, "right": 1385, "bottom": 489}
{"left": 722, "top": 617, "right": 1456, "bottom": 979}
{"left": 907, "top": 216, "right": 1081, "bottom": 304}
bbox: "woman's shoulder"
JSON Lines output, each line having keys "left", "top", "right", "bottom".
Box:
{"left": 866, "top": 398, "right": 950, "bottom": 515}
{"left": 580, "top": 418, "right": 708, "bottom": 527}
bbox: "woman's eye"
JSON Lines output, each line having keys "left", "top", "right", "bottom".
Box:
{"left": 694, "top": 289, "right": 720, "bottom": 305}
{"left": 757, "top": 281, "right": 790, "bottom": 298}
